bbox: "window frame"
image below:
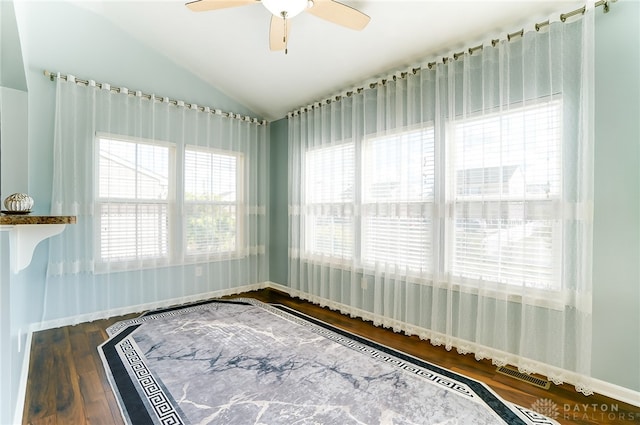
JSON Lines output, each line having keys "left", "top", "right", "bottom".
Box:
{"left": 94, "top": 133, "right": 245, "bottom": 272}
{"left": 446, "top": 100, "right": 564, "bottom": 292}
{"left": 300, "top": 99, "right": 566, "bottom": 297}
{"left": 359, "top": 126, "right": 435, "bottom": 276}
{"left": 95, "top": 134, "right": 175, "bottom": 272}
{"left": 302, "top": 141, "right": 356, "bottom": 264}
{"left": 183, "top": 145, "right": 244, "bottom": 262}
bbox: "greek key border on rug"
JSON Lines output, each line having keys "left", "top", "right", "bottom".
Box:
{"left": 117, "top": 337, "right": 186, "bottom": 425}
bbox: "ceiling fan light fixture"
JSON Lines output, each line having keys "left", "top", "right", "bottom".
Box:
{"left": 262, "top": 0, "right": 309, "bottom": 18}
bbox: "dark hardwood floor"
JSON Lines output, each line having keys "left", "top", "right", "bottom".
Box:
{"left": 22, "top": 288, "right": 640, "bottom": 425}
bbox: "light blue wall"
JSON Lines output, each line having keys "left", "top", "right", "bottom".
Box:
{"left": 0, "top": 1, "right": 29, "bottom": 423}
{"left": 2, "top": 1, "right": 638, "bottom": 422}
{"left": 12, "top": 0, "right": 263, "bottom": 313}
{"left": 2, "top": 1, "right": 264, "bottom": 423}
{"left": 269, "top": 118, "right": 288, "bottom": 285}
{"left": 0, "top": 0, "right": 27, "bottom": 91}
{"left": 13, "top": 0, "right": 261, "bottom": 320}
{"left": 15, "top": 0, "right": 256, "bottom": 217}
{"left": 267, "top": 3, "right": 640, "bottom": 394}
{"left": 591, "top": 0, "right": 640, "bottom": 394}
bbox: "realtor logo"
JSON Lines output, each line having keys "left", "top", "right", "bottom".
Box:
{"left": 531, "top": 398, "right": 560, "bottom": 419}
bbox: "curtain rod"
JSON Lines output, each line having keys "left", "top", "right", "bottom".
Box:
{"left": 44, "top": 70, "right": 268, "bottom": 126}
{"left": 288, "top": 0, "right": 613, "bottom": 118}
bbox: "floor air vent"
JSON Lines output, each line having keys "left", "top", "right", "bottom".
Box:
{"left": 496, "top": 365, "right": 550, "bottom": 390}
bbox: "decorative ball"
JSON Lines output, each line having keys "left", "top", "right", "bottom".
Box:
{"left": 4, "top": 193, "right": 34, "bottom": 212}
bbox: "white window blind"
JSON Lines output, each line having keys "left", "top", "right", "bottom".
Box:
{"left": 97, "top": 137, "right": 170, "bottom": 262}
{"left": 302, "top": 102, "right": 562, "bottom": 288}
{"left": 451, "top": 101, "right": 562, "bottom": 289}
{"left": 96, "top": 136, "right": 244, "bottom": 268}
{"left": 305, "top": 143, "right": 354, "bottom": 259}
{"left": 362, "top": 128, "right": 434, "bottom": 272}
{"left": 184, "top": 148, "right": 240, "bottom": 256}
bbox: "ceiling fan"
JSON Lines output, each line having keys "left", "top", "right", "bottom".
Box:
{"left": 185, "top": 0, "right": 371, "bottom": 53}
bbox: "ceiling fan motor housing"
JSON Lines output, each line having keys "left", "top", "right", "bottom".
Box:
{"left": 262, "top": 0, "right": 310, "bottom": 18}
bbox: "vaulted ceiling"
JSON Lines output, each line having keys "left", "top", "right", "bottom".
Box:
{"left": 68, "top": 0, "right": 581, "bottom": 121}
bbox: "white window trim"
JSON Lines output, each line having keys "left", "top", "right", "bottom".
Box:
{"left": 300, "top": 99, "right": 567, "bottom": 306}
{"left": 446, "top": 99, "right": 564, "bottom": 293}
{"left": 94, "top": 133, "right": 245, "bottom": 273}
{"left": 183, "top": 145, "right": 245, "bottom": 263}
{"left": 94, "top": 134, "right": 175, "bottom": 273}
{"left": 360, "top": 125, "right": 435, "bottom": 274}
{"left": 302, "top": 141, "right": 356, "bottom": 263}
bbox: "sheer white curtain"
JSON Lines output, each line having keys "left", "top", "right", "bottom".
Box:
{"left": 288, "top": 9, "right": 594, "bottom": 392}
{"left": 45, "top": 75, "right": 269, "bottom": 324}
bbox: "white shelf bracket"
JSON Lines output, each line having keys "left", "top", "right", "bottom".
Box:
{"left": 3, "top": 224, "right": 66, "bottom": 273}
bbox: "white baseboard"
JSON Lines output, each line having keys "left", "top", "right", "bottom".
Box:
{"left": 28, "top": 282, "right": 270, "bottom": 333}
{"left": 587, "top": 378, "right": 640, "bottom": 408}
{"left": 14, "top": 331, "right": 32, "bottom": 425}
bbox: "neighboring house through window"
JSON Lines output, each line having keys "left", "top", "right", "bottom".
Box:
{"left": 451, "top": 101, "right": 562, "bottom": 290}
{"left": 97, "top": 136, "right": 172, "bottom": 268}
{"left": 302, "top": 100, "right": 562, "bottom": 291}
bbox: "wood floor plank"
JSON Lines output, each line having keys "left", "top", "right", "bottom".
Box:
{"left": 77, "top": 370, "right": 105, "bottom": 405}
{"left": 84, "top": 400, "right": 119, "bottom": 425}
{"left": 23, "top": 289, "right": 640, "bottom": 425}
{"left": 69, "top": 329, "right": 95, "bottom": 376}
{"left": 27, "top": 415, "right": 57, "bottom": 425}
{"left": 77, "top": 370, "right": 122, "bottom": 425}
{"left": 50, "top": 327, "right": 86, "bottom": 425}
{"left": 85, "top": 327, "right": 127, "bottom": 425}
{"left": 102, "top": 388, "right": 126, "bottom": 425}
{"left": 23, "top": 331, "right": 57, "bottom": 424}
{"left": 85, "top": 330, "right": 113, "bottom": 387}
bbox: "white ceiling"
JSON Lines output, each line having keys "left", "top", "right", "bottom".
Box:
{"left": 68, "top": 0, "right": 581, "bottom": 121}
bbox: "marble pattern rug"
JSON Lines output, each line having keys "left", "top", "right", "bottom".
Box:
{"left": 99, "top": 298, "right": 557, "bottom": 425}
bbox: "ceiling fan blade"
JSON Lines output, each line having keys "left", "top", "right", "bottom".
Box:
{"left": 186, "top": 0, "right": 258, "bottom": 12}
{"left": 269, "top": 15, "right": 291, "bottom": 51}
{"left": 306, "top": 0, "right": 370, "bottom": 31}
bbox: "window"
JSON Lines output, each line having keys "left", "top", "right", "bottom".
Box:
{"left": 305, "top": 143, "right": 354, "bottom": 259}
{"left": 96, "top": 135, "right": 243, "bottom": 269}
{"left": 97, "top": 137, "right": 172, "bottom": 266}
{"left": 451, "top": 101, "right": 562, "bottom": 290}
{"left": 184, "top": 148, "right": 242, "bottom": 257}
{"left": 302, "top": 100, "right": 562, "bottom": 290}
{"left": 362, "top": 128, "right": 434, "bottom": 272}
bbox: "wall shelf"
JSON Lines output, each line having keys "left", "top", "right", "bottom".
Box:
{"left": 0, "top": 215, "right": 76, "bottom": 273}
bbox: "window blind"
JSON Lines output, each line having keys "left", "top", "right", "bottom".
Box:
{"left": 98, "top": 203, "right": 169, "bottom": 260}
{"left": 452, "top": 101, "right": 562, "bottom": 289}
{"left": 97, "top": 138, "right": 170, "bottom": 262}
{"left": 305, "top": 143, "right": 355, "bottom": 258}
{"left": 184, "top": 149, "right": 237, "bottom": 202}
{"left": 97, "top": 138, "right": 244, "bottom": 264}
{"left": 184, "top": 148, "right": 239, "bottom": 256}
{"left": 362, "top": 128, "right": 434, "bottom": 272}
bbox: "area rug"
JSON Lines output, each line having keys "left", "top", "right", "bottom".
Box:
{"left": 99, "top": 298, "right": 556, "bottom": 424}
